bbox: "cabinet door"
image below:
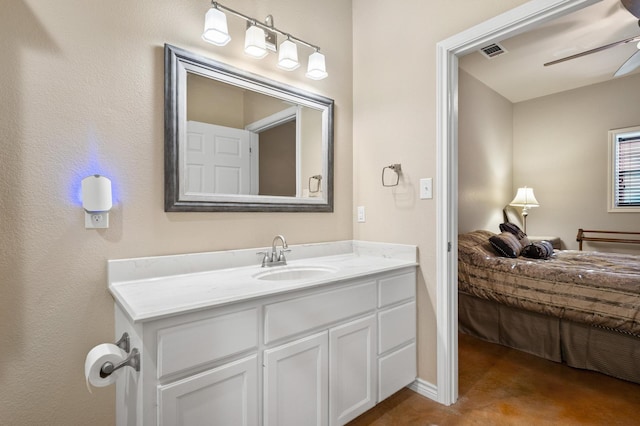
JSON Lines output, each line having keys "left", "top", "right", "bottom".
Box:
{"left": 264, "top": 332, "right": 328, "bottom": 426}
{"left": 329, "top": 315, "right": 376, "bottom": 426}
{"left": 158, "top": 355, "right": 258, "bottom": 426}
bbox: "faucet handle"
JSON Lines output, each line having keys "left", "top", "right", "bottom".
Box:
{"left": 277, "top": 249, "right": 291, "bottom": 263}
{"left": 257, "top": 251, "right": 271, "bottom": 267}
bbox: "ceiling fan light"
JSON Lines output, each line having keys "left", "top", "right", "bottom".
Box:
{"left": 244, "top": 25, "right": 268, "bottom": 59}
{"left": 202, "top": 8, "right": 231, "bottom": 46}
{"left": 278, "top": 39, "right": 300, "bottom": 70}
{"left": 306, "top": 51, "right": 328, "bottom": 80}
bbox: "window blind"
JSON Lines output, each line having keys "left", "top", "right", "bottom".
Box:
{"left": 615, "top": 136, "right": 640, "bottom": 207}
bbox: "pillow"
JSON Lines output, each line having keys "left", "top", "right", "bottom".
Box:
{"left": 499, "top": 222, "right": 531, "bottom": 247}
{"left": 489, "top": 232, "right": 522, "bottom": 258}
{"left": 521, "top": 241, "right": 554, "bottom": 259}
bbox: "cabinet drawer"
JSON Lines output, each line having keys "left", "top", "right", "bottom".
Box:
{"left": 157, "top": 308, "right": 258, "bottom": 379}
{"left": 264, "top": 281, "right": 377, "bottom": 344}
{"left": 378, "top": 271, "right": 415, "bottom": 308}
{"left": 378, "top": 301, "right": 416, "bottom": 354}
{"left": 378, "top": 342, "right": 416, "bottom": 402}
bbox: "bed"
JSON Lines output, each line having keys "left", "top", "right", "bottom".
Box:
{"left": 458, "top": 229, "right": 640, "bottom": 384}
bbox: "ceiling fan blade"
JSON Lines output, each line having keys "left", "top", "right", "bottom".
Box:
{"left": 614, "top": 48, "right": 640, "bottom": 76}
{"left": 544, "top": 34, "right": 640, "bottom": 67}
{"left": 622, "top": 0, "right": 640, "bottom": 19}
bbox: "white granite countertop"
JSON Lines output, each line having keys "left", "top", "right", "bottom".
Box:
{"left": 108, "top": 240, "right": 417, "bottom": 322}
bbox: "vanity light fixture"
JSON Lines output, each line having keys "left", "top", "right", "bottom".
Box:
{"left": 202, "top": 1, "right": 327, "bottom": 79}
{"left": 244, "top": 23, "right": 268, "bottom": 58}
{"left": 278, "top": 38, "right": 300, "bottom": 70}
{"left": 306, "top": 50, "right": 328, "bottom": 80}
{"left": 202, "top": 6, "right": 231, "bottom": 46}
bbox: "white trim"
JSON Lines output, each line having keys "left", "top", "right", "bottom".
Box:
{"left": 435, "top": 0, "right": 601, "bottom": 406}
{"left": 245, "top": 106, "right": 303, "bottom": 197}
{"left": 244, "top": 106, "right": 298, "bottom": 133}
{"left": 407, "top": 379, "right": 438, "bottom": 402}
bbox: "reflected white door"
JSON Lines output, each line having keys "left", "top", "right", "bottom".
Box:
{"left": 185, "top": 121, "right": 255, "bottom": 195}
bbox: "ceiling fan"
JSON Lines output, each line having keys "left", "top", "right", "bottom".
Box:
{"left": 544, "top": 0, "right": 640, "bottom": 77}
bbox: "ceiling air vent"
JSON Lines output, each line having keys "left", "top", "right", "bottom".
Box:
{"left": 479, "top": 43, "right": 508, "bottom": 59}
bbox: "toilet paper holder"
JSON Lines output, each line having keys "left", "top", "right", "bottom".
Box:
{"left": 99, "top": 332, "right": 140, "bottom": 378}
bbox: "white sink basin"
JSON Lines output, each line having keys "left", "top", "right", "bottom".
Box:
{"left": 253, "top": 265, "right": 338, "bottom": 281}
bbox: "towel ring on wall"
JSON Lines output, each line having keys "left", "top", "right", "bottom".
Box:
{"left": 382, "top": 164, "right": 402, "bottom": 187}
{"left": 309, "top": 175, "right": 322, "bottom": 193}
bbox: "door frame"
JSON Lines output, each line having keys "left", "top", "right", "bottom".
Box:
{"left": 435, "top": 0, "right": 601, "bottom": 405}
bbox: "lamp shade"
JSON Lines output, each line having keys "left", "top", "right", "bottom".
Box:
{"left": 509, "top": 187, "right": 540, "bottom": 207}
{"left": 306, "top": 51, "right": 328, "bottom": 80}
{"left": 202, "top": 8, "right": 231, "bottom": 46}
{"left": 244, "top": 25, "right": 268, "bottom": 58}
{"left": 278, "top": 39, "right": 300, "bottom": 70}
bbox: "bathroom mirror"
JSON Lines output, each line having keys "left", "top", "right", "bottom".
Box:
{"left": 165, "top": 44, "right": 334, "bottom": 212}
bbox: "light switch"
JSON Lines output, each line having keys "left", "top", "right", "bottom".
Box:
{"left": 357, "top": 206, "right": 366, "bottom": 222}
{"left": 420, "top": 178, "right": 433, "bottom": 199}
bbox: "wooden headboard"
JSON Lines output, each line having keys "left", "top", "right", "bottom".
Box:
{"left": 576, "top": 229, "right": 640, "bottom": 250}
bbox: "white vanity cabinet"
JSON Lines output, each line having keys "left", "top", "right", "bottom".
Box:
{"left": 377, "top": 272, "right": 417, "bottom": 401}
{"left": 263, "top": 314, "right": 377, "bottom": 426}
{"left": 158, "top": 354, "right": 258, "bottom": 425}
{"left": 264, "top": 332, "right": 329, "bottom": 426}
{"left": 113, "top": 262, "right": 416, "bottom": 426}
{"left": 262, "top": 280, "right": 380, "bottom": 426}
{"left": 329, "top": 314, "right": 377, "bottom": 425}
{"left": 116, "top": 304, "right": 262, "bottom": 426}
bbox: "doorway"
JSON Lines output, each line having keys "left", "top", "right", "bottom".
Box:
{"left": 435, "top": 0, "right": 600, "bottom": 406}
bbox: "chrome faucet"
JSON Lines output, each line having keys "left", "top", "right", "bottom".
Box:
{"left": 259, "top": 235, "right": 290, "bottom": 267}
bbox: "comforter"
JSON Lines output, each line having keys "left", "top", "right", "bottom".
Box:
{"left": 458, "top": 230, "right": 640, "bottom": 335}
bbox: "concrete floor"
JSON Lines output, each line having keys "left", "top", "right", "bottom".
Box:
{"left": 349, "top": 333, "right": 640, "bottom": 425}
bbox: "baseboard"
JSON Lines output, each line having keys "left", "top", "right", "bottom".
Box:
{"left": 408, "top": 378, "right": 438, "bottom": 401}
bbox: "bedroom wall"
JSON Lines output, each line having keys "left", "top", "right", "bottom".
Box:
{"left": 458, "top": 69, "right": 514, "bottom": 234}
{"left": 0, "top": 0, "right": 352, "bottom": 424}
{"left": 513, "top": 72, "right": 640, "bottom": 252}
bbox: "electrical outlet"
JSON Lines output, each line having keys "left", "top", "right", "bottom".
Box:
{"left": 357, "top": 206, "right": 366, "bottom": 223}
{"left": 85, "top": 212, "right": 109, "bottom": 229}
{"left": 420, "top": 178, "right": 433, "bottom": 199}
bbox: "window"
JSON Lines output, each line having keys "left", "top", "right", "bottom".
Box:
{"left": 609, "top": 126, "right": 640, "bottom": 212}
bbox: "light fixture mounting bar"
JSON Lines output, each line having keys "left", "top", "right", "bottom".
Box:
{"left": 211, "top": 1, "right": 321, "bottom": 52}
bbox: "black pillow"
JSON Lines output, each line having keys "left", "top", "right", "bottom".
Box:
{"left": 489, "top": 232, "right": 522, "bottom": 258}
{"left": 521, "top": 241, "right": 554, "bottom": 259}
{"left": 499, "top": 222, "right": 531, "bottom": 247}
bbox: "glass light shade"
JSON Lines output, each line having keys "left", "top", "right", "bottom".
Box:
{"left": 202, "top": 8, "right": 231, "bottom": 46}
{"left": 278, "top": 40, "right": 300, "bottom": 70}
{"left": 244, "top": 25, "right": 268, "bottom": 58}
{"left": 306, "top": 51, "right": 328, "bottom": 80}
{"left": 509, "top": 187, "right": 540, "bottom": 207}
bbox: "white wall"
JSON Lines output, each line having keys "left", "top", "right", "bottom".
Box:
{"left": 458, "top": 69, "right": 514, "bottom": 234}
{"left": 513, "top": 73, "right": 640, "bottom": 251}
